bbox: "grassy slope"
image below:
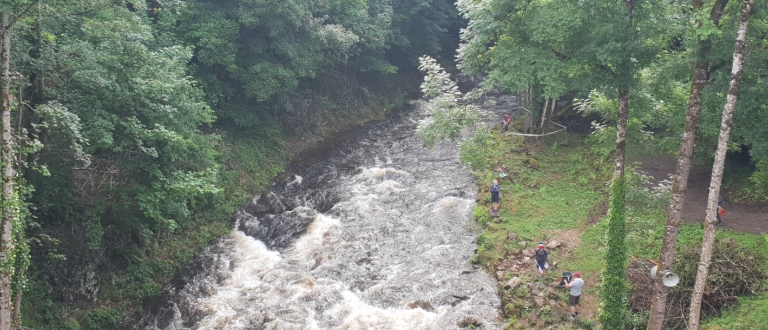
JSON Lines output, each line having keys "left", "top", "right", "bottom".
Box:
{"left": 464, "top": 131, "right": 768, "bottom": 329}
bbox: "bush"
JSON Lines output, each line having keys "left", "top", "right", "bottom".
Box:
{"left": 80, "top": 308, "right": 123, "bottom": 330}
{"left": 628, "top": 238, "right": 767, "bottom": 329}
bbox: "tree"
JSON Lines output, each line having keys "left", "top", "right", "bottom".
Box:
{"left": 647, "top": 0, "right": 730, "bottom": 328}
{"left": 417, "top": 55, "right": 482, "bottom": 147}
{"left": 456, "top": 0, "right": 672, "bottom": 327}
{"left": 688, "top": 1, "right": 754, "bottom": 329}
{"left": 0, "top": 0, "right": 38, "bottom": 327}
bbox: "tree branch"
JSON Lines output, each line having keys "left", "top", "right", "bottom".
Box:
{"left": 5, "top": 0, "right": 40, "bottom": 31}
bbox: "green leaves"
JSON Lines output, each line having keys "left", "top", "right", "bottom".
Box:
{"left": 32, "top": 102, "right": 90, "bottom": 167}
{"left": 600, "top": 176, "right": 629, "bottom": 329}
{"left": 418, "top": 56, "right": 483, "bottom": 148}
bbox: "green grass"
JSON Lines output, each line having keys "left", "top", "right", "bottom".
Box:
{"left": 465, "top": 132, "right": 613, "bottom": 330}
{"left": 703, "top": 292, "right": 768, "bottom": 330}
{"left": 465, "top": 131, "right": 768, "bottom": 329}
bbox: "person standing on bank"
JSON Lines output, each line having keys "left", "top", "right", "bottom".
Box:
{"left": 535, "top": 242, "right": 548, "bottom": 277}
{"left": 490, "top": 180, "right": 500, "bottom": 212}
{"left": 566, "top": 272, "right": 584, "bottom": 320}
{"left": 502, "top": 113, "right": 511, "bottom": 132}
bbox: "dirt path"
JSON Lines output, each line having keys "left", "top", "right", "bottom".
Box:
{"left": 633, "top": 157, "right": 768, "bottom": 234}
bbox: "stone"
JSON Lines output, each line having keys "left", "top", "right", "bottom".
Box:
{"left": 534, "top": 297, "right": 546, "bottom": 307}
{"left": 547, "top": 240, "right": 561, "bottom": 249}
{"left": 508, "top": 233, "right": 518, "bottom": 241}
{"left": 496, "top": 271, "right": 505, "bottom": 279}
{"left": 518, "top": 241, "right": 527, "bottom": 247}
{"left": 522, "top": 249, "right": 535, "bottom": 257}
{"left": 524, "top": 257, "right": 531, "bottom": 261}
{"left": 407, "top": 300, "right": 434, "bottom": 312}
{"left": 504, "top": 277, "right": 523, "bottom": 290}
{"left": 458, "top": 317, "right": 482, "bottom": 328}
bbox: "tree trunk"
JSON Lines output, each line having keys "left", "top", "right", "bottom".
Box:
{"left": 539, "top": 98, "right": 549, "bottom": 131}
{"left": 688, "top": 1, "right": 753, "bottom": 329}
{"left": 526, "top": 87, "right": 531, "bottom": 110}
{"left": 614, "top": 91, "right": 628, "bottom": 181}
{"left": 0, "top": 11, "right": 14, "bottom": 330}
{"left": 543, "top": 98, "right": 555, "bottom": 133}
{"left": 646, "top": 1, "right": 729, "bottom": 328}
{"left": 599, "top": 89, "right": 630, "bottom": 329}
{"left": 12, "top": 239, "right": 22, "bottom": 328}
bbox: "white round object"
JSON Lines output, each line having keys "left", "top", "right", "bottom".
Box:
{"left": 662, "top": 271, "right": 680, "bottom": 287}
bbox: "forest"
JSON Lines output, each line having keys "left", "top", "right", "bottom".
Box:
{"left": 0, "top": 0, "right": 462, "bottom": 328}
{"left": 0, "top": 0, "right": 766, "bottom": 329}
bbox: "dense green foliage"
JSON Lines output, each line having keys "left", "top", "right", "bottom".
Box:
{"left": 457, "top": 0, "right": 768, "bottom": 199}
{"left": 3, "top": 0, "right": 767, "bottom": 328}
{"left": 0, "top": 0, "right": 465, "bottom": 328}
{"left": 599, "top": 177, "right": 628, "bottom": 329}
{"left": 160, "top": 0, "right": 462, "bottom": 130}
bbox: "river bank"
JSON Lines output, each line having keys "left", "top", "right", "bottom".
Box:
{"left": 464, "top": 125, "right": 768, "bottom": 329}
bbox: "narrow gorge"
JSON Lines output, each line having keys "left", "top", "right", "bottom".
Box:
{"left": 135, "top": 102, "right": 503, "bottom": 329}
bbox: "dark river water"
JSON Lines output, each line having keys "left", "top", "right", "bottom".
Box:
{"left": 135, "top": 100, "right": 505, "bottom": 329}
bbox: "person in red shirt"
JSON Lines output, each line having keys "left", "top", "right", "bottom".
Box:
{"left": 502, "top": 113, "right": 511, "bottom": 132}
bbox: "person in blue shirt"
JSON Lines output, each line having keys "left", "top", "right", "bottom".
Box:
{"left": 535, "top": 242, "right": 548, "bottom": 277}
{"left": 490, "top": 180, "right": 500, "bottom": 211}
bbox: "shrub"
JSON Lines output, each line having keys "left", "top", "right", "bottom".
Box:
{"left": 80, "top": 308, "right": 123, "bottom": 330}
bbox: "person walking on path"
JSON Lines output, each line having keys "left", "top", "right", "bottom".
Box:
{"left": 566, "top": 272, "right": 584, "bottom": 320}
{"left": 502, "top": 113, "right": 511, "bottom": 132}
{"left": 490, "top": 180, "right": 500, "bottom": 212}
{"left": 716, "top": 195, "right": 724, "bottom": 226}
{"left": 535, "top": 242, "right": 548, "bottom": 277}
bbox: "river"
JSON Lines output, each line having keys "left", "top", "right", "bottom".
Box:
{"left": 135, "top": 100, "right": 505, "bottom": 329}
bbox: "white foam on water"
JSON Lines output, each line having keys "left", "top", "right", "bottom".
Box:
{"left": 344, "top": 193, "right": 384, "bottom": 215}
{"left": 290, "top": 213, "right": 342, "bottom": 259}
{"left": 432, "top": 196, "right": 474, "bottom": 214}
{"left": 339, "top": 291, "right": 440, "bottom": 330}
{"left": 358, "top": 167, "right": 410, "bottom": 180}
{"left": 372, "top": 180, "right": 406, "bottom": 196}
{"left": 287, "top": 174, "right": 303, "bottom": 186}
{"left": 192, "top": 233, "right": 281, "bottom": 329}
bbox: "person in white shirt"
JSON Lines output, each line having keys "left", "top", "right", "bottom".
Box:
{"left": 566, "top": 272, "right": 584, "bottom": 319}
